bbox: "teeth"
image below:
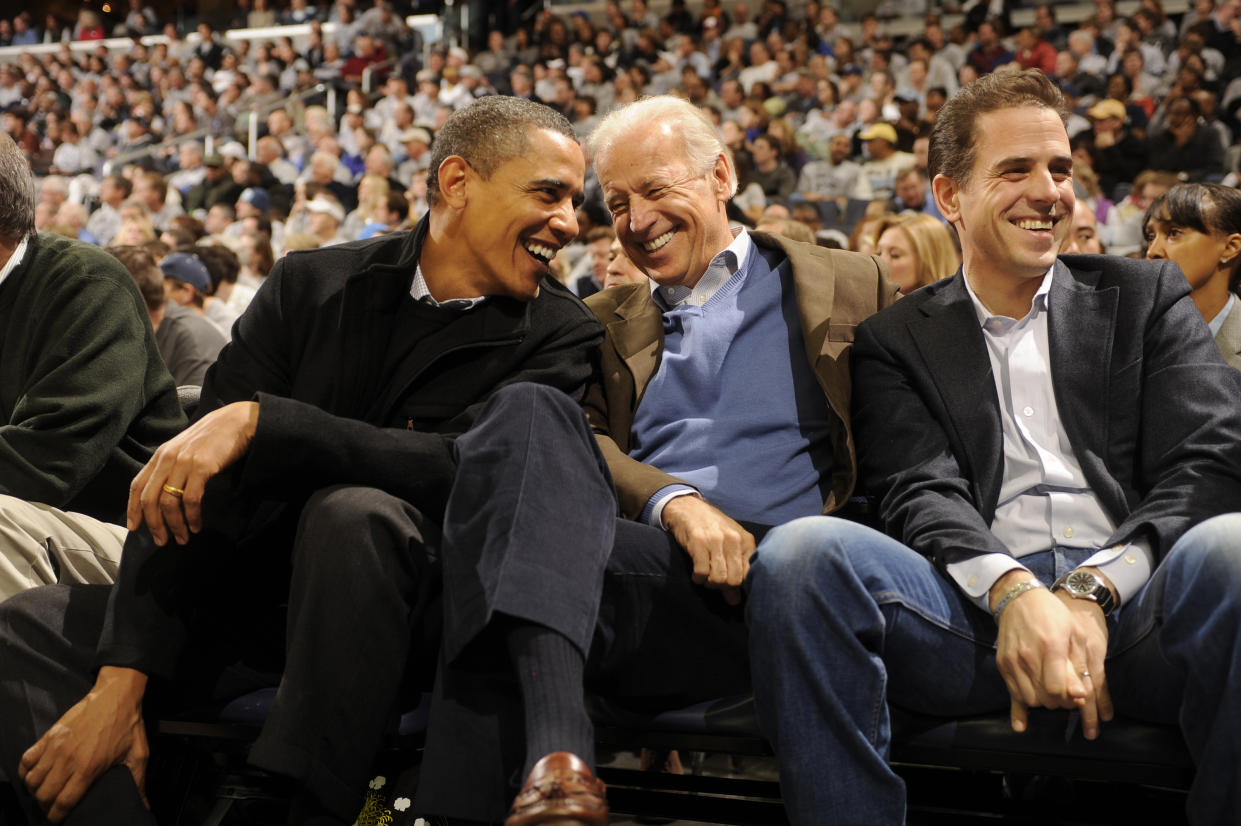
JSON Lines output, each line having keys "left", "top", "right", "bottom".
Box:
{"left": 1016, "top": 219, "right": 1054, "bottom": 231}
{"left": 643, "top": 230, "right": 674, "bottom": 252}
{"left": 524, "top": 241, "right": 555, "bottom": 263}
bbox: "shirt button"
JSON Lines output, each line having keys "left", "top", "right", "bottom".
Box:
{"left": 967, "top": 575, "right": 979, "bottom": 587}
{"left": 1022, "top": 406, "right": 1034, "bottom": 417}
{"left": 1063, "top": 526, "right": 1075, "bottom": 538}
{"left": 1124, "top": 554, "right": 1137, "bottom": 565}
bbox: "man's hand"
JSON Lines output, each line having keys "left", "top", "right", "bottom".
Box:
{"left": 661, "top": 496, "right": 755, "bottom": 605}
{"left": 991, "top": 571, "right": 1112, "bottom": 739}
{"left": 127, "top": 401, "right": 259, "bottom": 545}
{"left": 19, "top": 667, "right": 149, "bottom": 823}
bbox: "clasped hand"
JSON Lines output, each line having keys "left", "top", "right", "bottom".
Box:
{"left": 994, "top": 581, "right": 1113, "bottom": 739}
{"left": 661, "top": 495, "right": 755, "bottom": 605}
{"left": 127, "top": 401, "right": 259, "bottom": 546}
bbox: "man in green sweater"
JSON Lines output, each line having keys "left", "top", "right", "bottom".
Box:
{"left": 0, "top": 132, "right": 186, "bottom": 600}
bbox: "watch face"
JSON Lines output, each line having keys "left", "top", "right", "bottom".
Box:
{"left": 1066, "top": 570, "right": 1097, "bottom": 596}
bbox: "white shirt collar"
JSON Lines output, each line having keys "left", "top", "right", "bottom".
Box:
{"left": 0, "top": 235, "right": 30, "bottom": 291}
{"left": 410, "top": 263, "right": 489, "bottom": 310}
{"left": 963, "top": 264, "right": 1055, "bottom": 331}
{"left": 652, "top": 226, "right": 752, "bottom": 309}
{"left": 1208, "top": 293, "right": 1237, "bottom": 338}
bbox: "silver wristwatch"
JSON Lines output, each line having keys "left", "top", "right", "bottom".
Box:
{"left": 1052, "top": 569, "right": 1116, "bottom": 617}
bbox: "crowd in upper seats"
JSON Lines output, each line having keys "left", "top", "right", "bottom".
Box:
{"left": 4, "top": 0, "right": 1241, "bottom": 300}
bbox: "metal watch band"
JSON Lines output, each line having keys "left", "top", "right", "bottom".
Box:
{"left": 991, "top": 579, "right": 1045, "bottom": 622}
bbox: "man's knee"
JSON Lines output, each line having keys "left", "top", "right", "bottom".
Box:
{"left": 748, "top": 516, "right": 874, "bottom": 613}
{"left": 1168, "top": 513, "right": 1241, "bottom": 604}
{"left": 470, "top": 382, "right": 589, "bottom": 443}
{"left": 751, "top": 516, "right": 877, "bottom": 584}
{"left": 296, "top": 486, "right": 430, "bottom": 565}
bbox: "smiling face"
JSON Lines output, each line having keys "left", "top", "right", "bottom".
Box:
{"left": 596, "top": 122, "right": 735, "bottom": 290}
{"left": 935, "top": 106, "right": 1073, "bottom": 294}
{"left": 454, "top": 127, "right": 585, "bottom": 301}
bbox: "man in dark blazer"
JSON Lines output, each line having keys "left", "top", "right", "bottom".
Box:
{"left": 747, "top": 70, "right": 1241, "bottom": 826}
{"left": 0, "top": 97, "right": 602, "bottom": 826}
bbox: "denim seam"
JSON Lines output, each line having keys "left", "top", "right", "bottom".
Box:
{"left": 872, "top": 587, "right": 995, "bottom": 648}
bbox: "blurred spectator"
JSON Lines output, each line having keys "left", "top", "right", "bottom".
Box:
{"left": 872, "top": 212, "right": 958, "bottom": 294}
{"left": 110, "top": 245, "right": 226, "bottom": 387}
{"left": 858, "top": 122, "right": 914, "bottom": 200}
{"left": 1062, "top": 199, "right": 1106, "bottom": 254}
{"left": 1086, "top": 98, "right": 1149, "bottom": 201}
{"left": 1147, "top": 95, "right": 1227, "bottom": 181}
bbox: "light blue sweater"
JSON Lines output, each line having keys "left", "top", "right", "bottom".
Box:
{"left": 629, "top": 239, "right": 834, "bottom": 527}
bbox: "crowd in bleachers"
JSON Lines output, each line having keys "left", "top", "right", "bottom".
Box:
{"left": 4, "top": 0, "right": 1241, "bottom": 303}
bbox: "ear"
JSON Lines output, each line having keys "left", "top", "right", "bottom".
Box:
{"left": 932, "top": 173, "right": 960, "bottom": 224}
{"left": 1221, "top": 232, "right": 1241, "bottom": 268}
{"left": 711, "top": 152, "right": 733, "bottom": 202}
{"left": 436, "top": 155, "right": 470, "bottom": 209}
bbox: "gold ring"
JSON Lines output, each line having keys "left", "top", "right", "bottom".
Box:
{"left": 162, "top": 484, "right": 185, "bottom": 498}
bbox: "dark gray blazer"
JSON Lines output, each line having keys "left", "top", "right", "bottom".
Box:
{"left": 852, "top": 255, "right": 1241, "bottom": 574}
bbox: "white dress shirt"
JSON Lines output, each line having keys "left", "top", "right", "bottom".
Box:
{"left": 948, "top": 267, "right": 1154, "bottom": 610}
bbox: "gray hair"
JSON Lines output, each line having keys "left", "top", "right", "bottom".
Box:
{"left": 588, "top": 95, "right": 738, "bottom": 197}
{"left": 0, "top": 132, "right": 36, "bottom": 244}
{"left": 426, "top": 95, "right": 576, "bottom": 208}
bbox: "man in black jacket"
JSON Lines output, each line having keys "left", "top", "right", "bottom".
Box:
{"left": 0, "top": 96, "right": 602, "bottom": 826}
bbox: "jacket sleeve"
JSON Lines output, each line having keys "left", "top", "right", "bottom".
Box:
{"left": 851, "top": 314, "right": 1013, "bottom": 573}
{"left": 207, "top": 261, "right": 603, "bottom": 516}
{"left": 1107, "top": 263, "right": 1241, "bottom": 556}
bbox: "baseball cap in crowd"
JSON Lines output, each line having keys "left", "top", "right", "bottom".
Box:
{"left": 1087, "top": 98, "right": 1127, "bottom": 121}
{"left": 239, "top": 187, "right": 271, "bottom": 212}
{"left": 858, "top": 123, "right": 898, "bottom": 144}
{"left": 203, "top": 153, "right": 225, "bottom": 167}
{"left": 219, "top": 141, "right": 248, "bottom": 160}
{"left": 306, "top": 197, "right": 345, "bottom": 223}
{"left": 159, "top": 252, "right": 213, "bottom": 292}
{"left": 398, "top": 127, "right": 432, "bottom": 146}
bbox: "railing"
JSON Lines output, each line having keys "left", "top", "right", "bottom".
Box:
{"left": 102, "top": 127, "right": 219, "bottom": 177}
{"left": 0, "top": 15, "right": 447, "bottom": 62}
{"left": 361, "top": 57, "right": 398, "bottom": 95}
{"left": 99, "top": 83, "right": 335, "bottom": 175}
{"left": 245, "top": 83, "right": 338, "bottom": 159}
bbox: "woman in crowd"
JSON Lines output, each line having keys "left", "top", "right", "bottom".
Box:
{"left": 1143, "top": 182, "right": 1241, "bottom": 369}
{"left": 873, "top": 212, "right": 960, "bottom": 295}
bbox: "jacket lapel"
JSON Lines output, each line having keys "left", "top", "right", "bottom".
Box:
{"left": 909, "top": 275, "right": 1005, "bottom": 510}
{"left": 606, "top": 285, "right": 664, "bottom": 405}
{"left": 1047, "top": 260, "right": 1114, "bottom": 457}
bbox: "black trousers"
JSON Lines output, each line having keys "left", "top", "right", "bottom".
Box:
{"left": 415, "top": 384, "right": 752, "bottom": 823}
{"left": 0, "top": 483, "right": 443, "bottom": 824}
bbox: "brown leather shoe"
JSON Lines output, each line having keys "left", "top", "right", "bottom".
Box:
{"left": 505, "top": 751, "right": 608, "bottom": 826}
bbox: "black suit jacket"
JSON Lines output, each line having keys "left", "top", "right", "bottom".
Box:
{"left": 97, "top": 215, "right": 604, "bottom": 678}
{"left": 852, "top": 256, "right": 1241, "bottom": 576}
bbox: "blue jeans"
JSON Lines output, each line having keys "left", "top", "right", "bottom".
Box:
{"left": 746, "top": 513, "right": 1241, "bottom": 826}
